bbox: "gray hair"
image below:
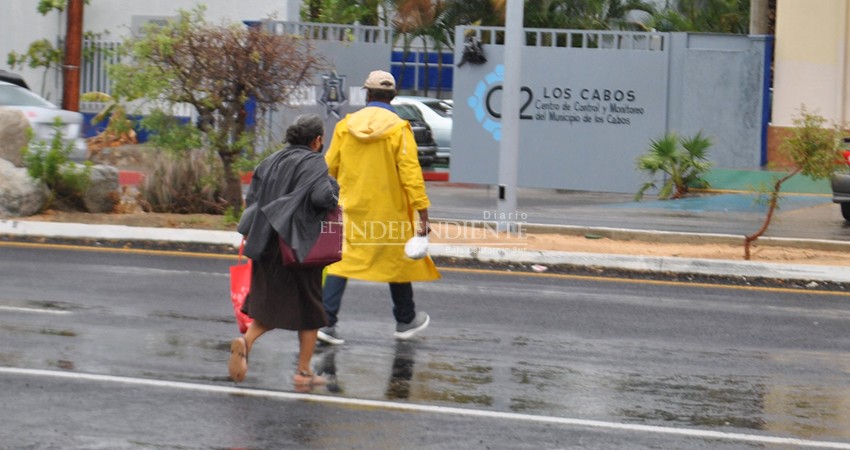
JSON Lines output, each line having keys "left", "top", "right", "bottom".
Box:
{"left": 285, "top": 114, "right": 324, "bottom": 147}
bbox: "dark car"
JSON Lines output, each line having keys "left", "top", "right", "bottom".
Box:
{"left": 831, "top": 137, "right": 850, "bottom": 221}
{"left": 395, "top": 103, "right": 438, "bottom": 169}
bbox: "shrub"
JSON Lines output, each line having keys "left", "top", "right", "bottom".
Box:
{"left": 139, "top": 149, "right": 227, "bottom": 214}
{"left": 21, "top": 119, "right": 92, "bottom": 211}
{"left": 635, "top": 131, "right": 713, "bottom": 200}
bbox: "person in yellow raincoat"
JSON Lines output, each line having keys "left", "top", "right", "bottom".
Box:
{"left": 318, "top": 70, "right": 441, "bottom": 345}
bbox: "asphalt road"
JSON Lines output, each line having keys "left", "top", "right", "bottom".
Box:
{"left": 2, "top": 243, "right": 850, "bottom": 449}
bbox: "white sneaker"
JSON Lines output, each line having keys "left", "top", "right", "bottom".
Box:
{"left": 394, "top": 312, "right": 430, "bottom": 340}
{"left": 317, "top": 326, "right": 345, "bottom": 345}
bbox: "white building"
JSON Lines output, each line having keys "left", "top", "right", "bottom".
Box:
{"left": 2, "top": 0, "right": 299, "bottom": 102}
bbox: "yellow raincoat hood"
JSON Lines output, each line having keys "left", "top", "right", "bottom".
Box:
{"left": 347, "top": 106, "right": 407, "bottom": 142}
{"left": 325, "top": 105, "right": 440, "bottom": 283}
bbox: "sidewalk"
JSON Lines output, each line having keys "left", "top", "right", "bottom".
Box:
{"left": 2, "top": 190, "right": 849, "bottom": 284}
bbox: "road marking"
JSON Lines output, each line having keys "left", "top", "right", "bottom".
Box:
{"left": 0, "top": 306, "right": 71, "bottom": 315}
{"left": 1, "top": 367, "right": 849, "bottom": 449}
{"left": 3, "top": 241, "right": 848, "bottom": 297}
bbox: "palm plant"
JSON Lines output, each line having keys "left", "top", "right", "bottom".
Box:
{"left": 650, "top": 0, "right": 750, "bottom": 33}
{"left": 635, "top": 131, "right": 713, "bottom": 200}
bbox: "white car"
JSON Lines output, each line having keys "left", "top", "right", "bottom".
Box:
{"left": 0, "top": 80, "right": 87, "bottom": 161}
{"left": 392, "top": 95, "right": 452, "bottom": 163}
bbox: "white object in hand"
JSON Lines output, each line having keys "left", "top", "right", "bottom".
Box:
{"left": 404, "top": 236, "right": 429, "bottom": 260}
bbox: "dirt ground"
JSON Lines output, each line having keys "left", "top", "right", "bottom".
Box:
{"left": 17, "top": 210, "right": 850, "bottom": 268}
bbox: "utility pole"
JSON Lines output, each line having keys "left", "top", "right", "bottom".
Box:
{"left": 496, "top": 0, "right": 524, "bottom": 232}
{"left": 750, "top": 0, "right": 769, "bottom": 35}
{"left": 62, "top": 0, "right": 83, "bottom": 112}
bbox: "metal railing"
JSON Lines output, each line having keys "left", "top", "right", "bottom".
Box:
{"left": 81, "top": 38, "right": 121, "bottom": 94}
{"left": 461, "top": 26, "right": 666, "bottom": 51}
{"left": 264, "top": 21, "right": 392, "bottom": 44}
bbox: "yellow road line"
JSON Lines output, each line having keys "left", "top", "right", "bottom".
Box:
{"left": 3, "top": 240, "right": 847, "bottom": 297}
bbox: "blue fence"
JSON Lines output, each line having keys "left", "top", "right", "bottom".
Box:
{"left": 390, "top": 51, "right": 454, "bottom": 92}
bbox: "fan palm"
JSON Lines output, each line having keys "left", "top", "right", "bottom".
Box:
{"left": 635, "top": 131, "right": 713, "bottom": 200}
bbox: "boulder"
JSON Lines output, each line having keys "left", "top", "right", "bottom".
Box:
{"left": 84, "top": 164, "right": 120, "bottom": 213}
{"left": 0, "top": 108, "right": 30, "bottom": 167}
{"left": 60, "top": 164, "right": 120, "bottom": 213}
{"left": 0, "top": 159, "right": 46, "bottom": 217}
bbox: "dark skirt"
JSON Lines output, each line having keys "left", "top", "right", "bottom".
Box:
{"left": 241, "top": 236, "right": 328, "bottom": 331}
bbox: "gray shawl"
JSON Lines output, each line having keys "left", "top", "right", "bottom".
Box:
{"left": 238, "top": 145, "right": 339, "bottom": 261}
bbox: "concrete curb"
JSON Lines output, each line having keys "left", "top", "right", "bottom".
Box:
{"left": 428, "top": 244, "right": 850, "bottom": 283}
{"left": 2, "top": 219, "right": 848, "bottom": 284}
{"left": 0, "top": 220, "right": 243, "bottom": 247}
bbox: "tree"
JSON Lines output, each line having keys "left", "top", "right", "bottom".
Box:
{"left": 109, "top": 7, "right": 325, "bottom": 210}
{"left": 525, "top": 0, "right": 656, "bottom": 30}
{"left": 650, "top": 0, "right": 750, "bottom": 34}
{"left": 301, "top": 0, "right": 389, "bottom": 25}
{"left": 743, "top": 108, "right": 846, "bottom": 260}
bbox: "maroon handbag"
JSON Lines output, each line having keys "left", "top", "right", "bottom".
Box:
{"left": 279, "top": 206, "right": 343, "bottom": 267}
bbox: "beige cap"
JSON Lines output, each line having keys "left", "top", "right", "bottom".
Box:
{"left": 363, "top": 70, "right": 396, "bottom": 90}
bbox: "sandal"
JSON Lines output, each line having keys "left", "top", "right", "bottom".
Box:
{"left": 293, "top": 370, "right": 327, "bottom": 387}
{"left": 228, "top": 336, "right": 249, "bottom": 382}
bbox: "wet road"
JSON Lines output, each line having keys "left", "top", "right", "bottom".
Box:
{"left": 2, "top": 243, "right": 850, "bottom": 449}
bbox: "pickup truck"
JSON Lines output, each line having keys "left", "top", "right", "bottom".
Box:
{"left": 831, "top": 137, "right": 850, "bottom": 220}
{"left": 394, "top": 103, "right": 438, "bottom": 169}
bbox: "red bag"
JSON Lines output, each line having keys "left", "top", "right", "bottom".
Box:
{"left": 279, "top": 206, "right": 343, "bottom": 267}
{"left": 229, "top": 239, "right": 254, "bottom": 333}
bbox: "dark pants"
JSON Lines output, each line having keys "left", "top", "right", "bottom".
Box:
{"left": 322, "top": 275, "right": 416, "bottom": 327}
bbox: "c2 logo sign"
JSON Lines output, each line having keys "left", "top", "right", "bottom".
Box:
{"left": 468, "top": 64, "right": 534, "bottom": 142}
{"left": 484, "top": 86, "right": 535, "bottom": 120}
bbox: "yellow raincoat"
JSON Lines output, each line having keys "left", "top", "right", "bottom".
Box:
{"left": 325, "top": 105, "right": 441, "bottom": 283}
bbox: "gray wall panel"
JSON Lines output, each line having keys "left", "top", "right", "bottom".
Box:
{"left": 452, "top": 27, "right": 768, "bottom": 193}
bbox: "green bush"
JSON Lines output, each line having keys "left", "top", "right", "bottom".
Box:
{"left": 139, "top": 149, "right": 227, "bottom": 214}
{"left": 21, "top": 119, "right": 92, "bottom": 211}
{"left": 635, "top": 131, "right": 713, "bottom": 201}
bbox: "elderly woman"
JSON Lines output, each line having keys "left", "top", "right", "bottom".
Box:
{"left": 229, "top": 114, "right": 339, "bottom": 388}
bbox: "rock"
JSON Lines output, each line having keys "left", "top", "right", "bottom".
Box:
{"left": 56, "top": 163, "right": 120, "bottom": 213}
{"left": 79, "top": 164, "right": 120, "bottom": 213}
{"left": 0, "top": 158, "right": 46, "bottom": 217}
{"left": 0, "top": 108, "right": 31, "bottom": 167}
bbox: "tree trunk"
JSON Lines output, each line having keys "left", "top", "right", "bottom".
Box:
{"left": 219, "top": 152, "right": 243, "bottom": 212}
{"left": 743, "top": 169, "right": 800, "bottom": 259}
{"left": 421, "top": 36, "right": 430, "bottom": 96}
{"left": 750, "top": 0, "right": 769, "bottom": 35}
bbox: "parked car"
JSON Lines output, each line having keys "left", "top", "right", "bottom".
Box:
{"left": 394, "top": 103, "right": 438, "bottom": 169}
{"left": 0, "top": 70, "right": 30, "bottom": 89}
{"left": 831, "top": 137, "right": 850, "bottom": 221}
{"left": 0, "top": 80, "right": 87, "bottom": 161}
{"left": 392, "top": 96, "right": 452, "bottom": 164}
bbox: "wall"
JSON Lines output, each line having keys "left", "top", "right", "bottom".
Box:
{"left": 450, "top": 27, "right": 769, "bottom": 193}
{"left": 1, "top": 0, "right": 296, "bottom": 102}
{"left": 261, "top": 22, "right": 394, "bottom": 149}
{"left": 668, "top": 33, "right": 770, "bottom": 169}
{"left": 772, "top": 0, "right": 849, "bottom": 127}
{"left": 769, "top": 0, "right": 850, "bottom": 167}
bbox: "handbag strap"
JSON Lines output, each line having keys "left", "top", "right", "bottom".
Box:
{"left": 238, "top": 237, "right": 246, "bottom": 263}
